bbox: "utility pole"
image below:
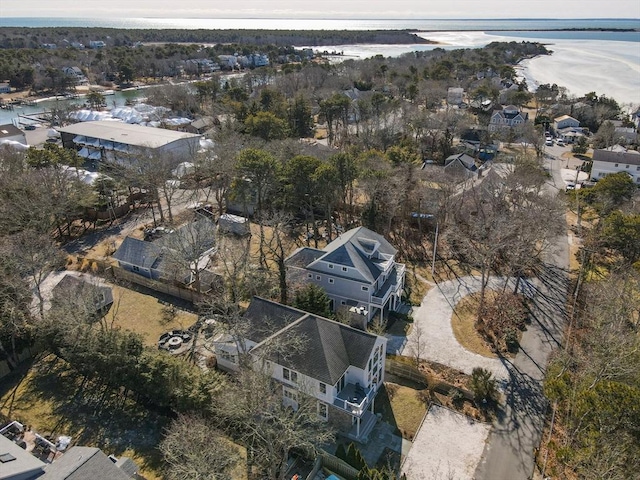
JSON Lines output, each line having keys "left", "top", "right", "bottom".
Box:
{"left": 431, "top": 220, "right": 439, "bottom": 276}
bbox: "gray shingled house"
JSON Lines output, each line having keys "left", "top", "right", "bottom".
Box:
{"left": 212, "top": 297, "right": 386, "bottom": 442}
{"left": 285, "top": 227, "right": 405, "bottom": 325}
{"left": 40, "top": 446, "right": 137, "bottom": 479}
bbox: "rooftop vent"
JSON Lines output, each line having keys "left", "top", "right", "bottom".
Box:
{"left": 0, "top": 452, "right": 16, "bottom": 463}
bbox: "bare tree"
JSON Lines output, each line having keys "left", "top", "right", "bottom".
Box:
{"left": 160, "top": 414, "right": 242, "bottom": 480}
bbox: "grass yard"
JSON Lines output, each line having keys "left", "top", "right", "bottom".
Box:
{"left": 451, "top": 293, "right": 499, "bottom": 359}
{"left": 107, "top": 284, "right": 197, "bottom": 346}
{"left": 376, "top": 382, "right": 428, "bottom": 440}
{"left": 0, "top": 357, "right": 168, "bottom": 480}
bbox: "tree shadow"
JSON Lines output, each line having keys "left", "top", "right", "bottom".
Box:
{"left": 3, "top": 356, "right": 168, "bottom": 477}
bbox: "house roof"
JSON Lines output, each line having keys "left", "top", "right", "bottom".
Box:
{"left": 249, "top": 301, "right": 379, "bottom": 385}
{"left": 307, "top": 227, "right": 396, "bottom": 283}
{"left": 554, "top": 114, "right": 578, "bottom": 123}
{"left": 592, "top": 148, "right": 640, "bottom": 166}
{"left": 285, "top": 247, "right": 324, "bottom": 268}
{"left": 0, "top": 434, "right": 45, "bottom": 480}
{"left": 445, "top": 153, "right": 476, "bottom": 169}
{"left": 112, "top": 237, "right": 162, "bottom": 269}
{"left": 57, "top": 121, "right": 200, "bottom": 149}
{"left": 41, "top": 447, "right": 131, "bottom": 480}
{"left": 52, "top": 275, "right": 113, "bottom": 307}
{"left": 243, "top": 297, "right": 305, "bottom": 343}
{"left": 0, "top": 124, "right": 24, "bottom": 139}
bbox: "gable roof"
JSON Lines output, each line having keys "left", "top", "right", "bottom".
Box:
{"left": 554, "top": 114, "right": 578, "bottom": 123}
{"left": 243, "top": 297, "right": 306, "bottom": 344}
{"left": 592, "top": 148, "right": 640, "bottom": 166}
{"left": 52, "top": 274, "right": 113, "bottom": 307}
{"left": 249, "top": 301, "right": 379, "bottom": 385}
{"left": 41, "top": 446, "right": 131, "bottom": 480}
{"left": 112, "top": 237, "right": 162, "bottom": 269}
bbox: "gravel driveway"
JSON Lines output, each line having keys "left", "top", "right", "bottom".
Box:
{"left": 402, "top": 405, "right": 491, "bottom": 479}
{"left": 403, "top": 276, "right": 520, "bottom": 381}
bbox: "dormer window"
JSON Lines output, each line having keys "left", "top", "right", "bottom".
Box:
{"left": 328, "top": 264, "right": 334, "bottom": 269}
{"left": 342, "top": 267, "right": 348, "bottom": 272}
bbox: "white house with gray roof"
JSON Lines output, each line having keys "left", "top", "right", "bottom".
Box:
{"left": 591, "top": 148, "right": 640, "bottom": 184}
{"left": 212, "top": 297, "right": 386, "bottom": 442}
{"left": 285, "top": 227, "right": 405, "bottom": 324}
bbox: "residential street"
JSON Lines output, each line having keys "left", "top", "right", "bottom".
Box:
{"left": 474, "top": 153, "right": 570, "bottom": 479}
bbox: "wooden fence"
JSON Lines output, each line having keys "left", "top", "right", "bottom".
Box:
{"left": 0, "top": 347, "right": 35, "bottom": 381}
{"left": 385, "top": 356, "right": 474, "bottom": 401}
{"left": 306, "top": 451, "right": 359, "bottom": 480}
{"left": 111, "top": 266, "right": 205, "bottom": 304}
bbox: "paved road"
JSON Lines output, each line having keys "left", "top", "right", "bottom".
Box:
{"left": 474, "top": 154, "right": 570, "bottom": 479}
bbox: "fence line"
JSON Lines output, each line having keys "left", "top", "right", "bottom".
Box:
{"left": 111, "top": 266, "right": 205, "bottom": 304}
{"left": 0, "top": 347, "right": 34, "bottom": 381}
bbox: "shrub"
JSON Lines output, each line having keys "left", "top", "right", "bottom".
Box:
{"left": 471, "top": 367, "right": 498, "bottom": 406}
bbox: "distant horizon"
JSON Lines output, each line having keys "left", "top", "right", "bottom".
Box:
{"left": 2, "top": 0, "right": 639, "bottom": 21}
{"left": 2, "top": 16, "right": 639, "bottom": 21}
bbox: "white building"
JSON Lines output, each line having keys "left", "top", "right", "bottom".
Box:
{"left": 212, "top": 297, "right": 386, "bottom": 442}
{"left": 591, "top": 148, "right": 640, "bottom": 184}
{"left": 57, "top": 121, "right": 201, "bottom": 164}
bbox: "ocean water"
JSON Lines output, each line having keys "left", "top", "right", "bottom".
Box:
{"left": 318, "top": 31, "right": 640, "bottom": 104}
{"left": 0, "top": 17, "right": 639, "bottom": 31}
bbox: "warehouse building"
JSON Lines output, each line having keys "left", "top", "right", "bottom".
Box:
{"left": 57, "top": 121, "right": 201, "bottom": 164}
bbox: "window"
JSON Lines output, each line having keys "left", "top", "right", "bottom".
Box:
{"left": 341, "top": 300, "right": 346, "bottom": 305}
{"left": 220, "top": 351, "right": 237, "bottom": 364}
{"left": 626, "top": 165, "right": 630, "bottom": 169}
{"left": 362, "top": 286, "right": 369, "bottom": 292}
{"left": 328, "top": 264, "right": 334, "bottom": 269}
{"left": 283, "top": 388, "right": 298, "bottom": 402}
{"left": 368, "top": 359, "right": 372, "bottom": 371}
{"left": 342, "top": 266, "right": 348, "bottom": 272}
{"left": 636, "top": 166, "right": 640, "bottom": 171}
{"left": 132, "top": 265, "right": 140, "bottom": 272}
{"left": 615, "top": 163, "right": 619, "bottom": 167}
{"left": 328, "top": 278, "right": 334, "bottom": 284}
{"left": 337, "top": 374, "right": 346, "bottom": 392}
{"left": 316, "top": 275, "right": 321, "bottom": 280}
{"left": 319, "top": 382, "right": 326, "bottom": 394}
{"left": 283, "top": 367, "right": 291, "bottom": 381}
{"left": 307, "top": 273, "right": 313, "bottom": 279}
{"left": 318, "top": 402, "right": 328, "bottom": 419}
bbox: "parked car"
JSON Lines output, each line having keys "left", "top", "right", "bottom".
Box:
{"left": 24, "top": 124, "right": 36, "bottom": 130}
{"left": 545, "top": 139, "right": 553, "bottom": 146}
{"left": 556, "top": 139, "right": 566, "bottom": 146}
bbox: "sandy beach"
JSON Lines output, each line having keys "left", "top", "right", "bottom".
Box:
{"left": 323, "top": 31, "right": 640, "bottom": 106}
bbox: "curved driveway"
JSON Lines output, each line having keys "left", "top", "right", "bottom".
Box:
{"left": 403, "top": 276, "right": 518, "bottom": 381}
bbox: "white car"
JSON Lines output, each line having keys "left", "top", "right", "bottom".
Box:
{"left": 556, "top": 139, "right": 566, "bottom": 146}
{"left": 545, "top": 139, "right": 553, "bottom": 146}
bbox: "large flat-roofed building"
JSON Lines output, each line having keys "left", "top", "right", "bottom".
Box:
{"left": 57, "top": 121, "right": 201, "bottom": 164}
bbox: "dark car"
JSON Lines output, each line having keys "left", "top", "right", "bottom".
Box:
{"left": 24, "top": 124, "right": 36, "bottom": 130}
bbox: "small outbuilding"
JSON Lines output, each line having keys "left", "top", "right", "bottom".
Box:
{"left": 218, "top": 214, "right": 250, "bottom": 236}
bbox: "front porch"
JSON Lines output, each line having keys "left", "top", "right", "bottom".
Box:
{"left": 344, "top": 409, "right": 378, "bottom": 443}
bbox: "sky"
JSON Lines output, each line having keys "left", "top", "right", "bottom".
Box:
{"left": 2, "top": 0, "right": 639, "bottom": 19}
